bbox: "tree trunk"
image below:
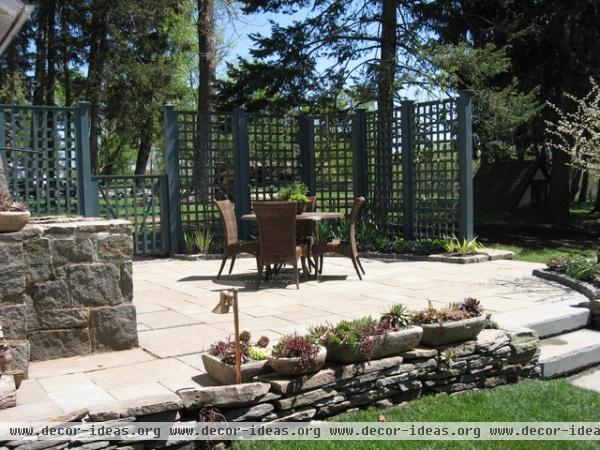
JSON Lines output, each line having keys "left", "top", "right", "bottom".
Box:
{"left": 134, "top": 116, "right": 154, "bottom": 176}
{"left": 86, "top": 1, "right": 109, "bottom": 175}
{"left": 548, "top": 148, "right": 570, "bottom": 224}
{"left": 570, "top": 168, "right": 581, "bottom": 201}
{"left": 33, "top": 3, "right": 48, "bottom": 105}
{"left": 44, "top": 0, "right": 57, "bottom": 106}
{"left": 373, "top": 0, "right": 397, "bottom": 228}
{"left": 59, "top": 0, "right": 71, "bottom": 106}
{"left": 195, "top": 0, "right": 216, "bottom": 203}
{"left": 594, "top": 180, "right": 600, "bottom": 212}
{"left": 577, "top": 170, "right": 589, "bottom": 203}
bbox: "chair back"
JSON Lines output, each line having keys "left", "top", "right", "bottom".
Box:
{"left": 214, "top": 199, "right": 238, "bottom": 246}
{"left": 296, "top": 196, "right": 317, "bottom": 241}
{"left": 254, "top": 201, "right": 298, "bottom": 265}
{"left": 347, "top": 197, "right": 366, "bottom": 255}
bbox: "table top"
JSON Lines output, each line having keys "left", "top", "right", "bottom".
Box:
{"left": 241, "top": 211, "right": 343, "bottom": 221}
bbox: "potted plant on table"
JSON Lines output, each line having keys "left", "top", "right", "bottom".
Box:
{"left": 277, "top": 181, "right": 309, "bottom": 214}
{"left": 269, "top": 334, "right": 327, "bottom": 375}
{"left": 0, "top": 193, "right": 29, "bottom": 233}
{"left": 313, "top": 305, "right": 423, "bottom": 363}
{"left": 410, "top": 298, "right": 486, "bottom": 347}
{"left": 202, "top": 332, "right": 272, "bottom": 385}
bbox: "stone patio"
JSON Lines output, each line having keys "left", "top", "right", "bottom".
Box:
{"left": 1, "top": 256, "right": 588, "bottom": 420}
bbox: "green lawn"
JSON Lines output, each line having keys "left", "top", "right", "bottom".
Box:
{"left": 235, "top": 380, "right": 600, "bottom": 450}
{"left": 486, "top": 243, "right": 596, "bottom": 264}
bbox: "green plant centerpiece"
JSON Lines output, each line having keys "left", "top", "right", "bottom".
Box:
{"left": 313, "top": 305, "right": 422, "bottom": 363}
{"left": 0, "top": 193, "right": 29, "bottom": 233}
{"left": 277, "top": 181, "right": 309, "bottom": 214}
{"left": 269, "top": 334, "right": 326, "bottom": 375}
{"left": 411, "top": 299, "right": 486, "bottom": 347}
{"left": 202, "top": 331, "right": 272, "bottom": 385}
{"left": 184, "top": 227, "right": 213, "bottom": 254}
{"left": 443, "top": 235, "right": 484, "bottom": 256}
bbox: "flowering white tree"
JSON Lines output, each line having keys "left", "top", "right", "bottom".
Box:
{"left": 546, "top": 79, "right": 600, "bottom": 174}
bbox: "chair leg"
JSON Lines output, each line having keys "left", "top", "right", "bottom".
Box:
{"left": 356, "top": 256, "right": 366, "bottom": 275}
{"left": 293, "top": 262, "right": 300, "bottom": 289}
{"left": 319, "top": 255, "right": 324, "bottom": 274}
{"left": 301, "top": 257, "right": 309, "bottom": 276}
{"left": 228, "top": 254, "right": 237, "bottom": 274}
{"left": 351, "top": 256, "right": 363, "bottom": 280}
{"left": 217, "top": 255, "right": 228, "bottom": 279}
{"left": 256, "top": 263, "right": 263, "bottom": 289}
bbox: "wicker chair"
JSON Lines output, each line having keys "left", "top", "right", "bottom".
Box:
{"left": 254, "top": 201, "right": 306, "bottom": 289}
{"left": 312, "top": 196, "right": 366, "bottom": 280}
{"left": 214, "top": 199, "right": 259, "bottom": 279}
{"left": 297, "top": 196, "right": 318, "bottom": 273}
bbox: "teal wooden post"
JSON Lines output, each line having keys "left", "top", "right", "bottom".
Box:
{"left": 458, "top": 91, "right": 474, "bottom": 240}
{"left": 233, "top": 110, "right": 251, "bottom": 240}
{"left": 299, "top": 114, "right": 316, "bottom": 195}
{"left": 164, "top": 105, "right": 183, "bottom": 254}
{"left": 351, "top": 109, "right": 368, "bottom": 198}
{"left": 76, "top": 102, "right": 100, "bottom": 216}
{"left": 401, "top": 100, "right": 415, "bottom": 240}
{"left": 159, "top": 174, "right": 171, "bottom": 254}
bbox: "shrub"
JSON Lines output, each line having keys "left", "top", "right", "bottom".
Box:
{"left": 271, "top": 334, "right": 320, "bottom": 372}
{"left": 546, "top": 256, "right": 571, "bottom": 273}
{"left": 443, "top": 235, "right": 483, "bottom": 256}
{"left": 0, "top": 193, "right": 27, "bottom": 212}
{"left": 392, "top": 238, "right": 447, "bottom": 255}
{"left": 565, "top": 259, "right": 599, "bottom": 282}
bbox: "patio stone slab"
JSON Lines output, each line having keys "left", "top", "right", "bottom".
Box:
{"left": 139, "top": 324, "right": 228, "bottom": 357}
{"left": 48, "top": 385, "right": 116, "bottom": 412}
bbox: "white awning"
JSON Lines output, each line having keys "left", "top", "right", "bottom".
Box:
{"left": 0, "top": 0, "right": 34, "bottom": 55}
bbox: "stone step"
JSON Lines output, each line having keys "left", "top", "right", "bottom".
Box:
{"left": 494, "top": 297, "right": 590, "bottom": 339}
{"left": 539, "top": 329, "right": 600, "bottom": 378}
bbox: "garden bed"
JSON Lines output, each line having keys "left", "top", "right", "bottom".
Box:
{"left": 532, "top": 270, "right": 600, "bottom": 300}
{"left": 359, "top": 248, "right": 514, "bottom": 264}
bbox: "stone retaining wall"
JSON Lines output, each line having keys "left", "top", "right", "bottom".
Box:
{"left": 3, "top": 327, "right": 539, "bottom": 450}
{"left": 0, "top": 217, "right": 138, "bottom": 366}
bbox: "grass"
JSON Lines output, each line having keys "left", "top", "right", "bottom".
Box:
{"left": 235, "top": 380, "right": 600, "bottom": 450}
{"left": 485, "top": 243, "right": 596, "bottom": 264}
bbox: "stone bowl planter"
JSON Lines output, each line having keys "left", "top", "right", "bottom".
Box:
{"left": 0, "top": 211, "right": 30, "bottom": 233}
{"left": 325, "top": 326, "right": 423, "bottom": 363}
{"left": 269, "top": 346, "right": 327, "bottom": 376}
{"left": 201, "top": 353, "right": 271, "bottom": 385}
{"left": 420, "top": 316, "right": 486, "bottom": 347}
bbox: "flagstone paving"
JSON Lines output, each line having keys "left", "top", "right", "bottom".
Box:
{"left": 1, "top": 256, "right": 588, "bottom": 420}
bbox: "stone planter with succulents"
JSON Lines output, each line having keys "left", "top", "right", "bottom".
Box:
{"left": 411, "top": 299, "right": 487, "bottom": 347}
{"left": 313, "top": 305, "right": 423, "bottom": 363}
{"left": 0, "top": 193, "right": 29, "bottom": 233}
{"left": 268, "top": 335, "right": 326, "bottom": 375}
{"left": 202, "top": 332, "right": 272, "bottom": 385}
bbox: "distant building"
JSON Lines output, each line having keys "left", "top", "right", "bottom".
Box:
{"left": 474, "top": 158, "right": 550, "bottom": 215}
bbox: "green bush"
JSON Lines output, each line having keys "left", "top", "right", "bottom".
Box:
{"left": 546, "top": 256, "right": 600, "bottom": 283}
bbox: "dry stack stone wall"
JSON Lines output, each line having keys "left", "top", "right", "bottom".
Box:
{"left": 0, "top": 218, "right": 138, "bottom": 367}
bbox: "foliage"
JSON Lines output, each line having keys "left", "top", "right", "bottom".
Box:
{"left": 184, "top": 227, "right": 213, "bottom": 253}
{"left": 277, "top": 181, "right": 309, "bottom": 204}
{"left": 410, "top": 299, "right": 484, "bottom": 325}
{"left": 546, "top": 256, "right": 600, "bottom": 284}
{"left": 271, "top": 334, "right": 320, "bottom": 373}
{"left": 392, "top": 238, "right": 447, "bottom": 255}
{"left": 443, "top": 236, "right": 483, "bottom": 256}
{"left": 546, "top": 256, "right": 572, "bottom": 273}
{"left": 0, "top": 193, "right": 27, "bottom": 212}
{"left": 546, "top": 78, "right": 600, "bottom": 174}
{"left": 380, "top": 304, "right": 411, "bottom": 331}
{"left": 311, "top": 316, "right": 396, "bottom": 361}
{"left": 208, "top": 331, "right": 270, "bottom": 365}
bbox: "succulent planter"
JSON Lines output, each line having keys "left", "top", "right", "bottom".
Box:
{"left": 269, "top": 346, "right": 327, "bottom": 375}
{"left": 325, "top": 327, "right": 423, "bottom": 363}
{"left": 0, "top": 211, "right": 30, "bottom": 233}
{"left": 201, "top": 353, "right": 271, "bottom": 385}
{"left": 420, "top": 316, "right": 486, "bottom": 347}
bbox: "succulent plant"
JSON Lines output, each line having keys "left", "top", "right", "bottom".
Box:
{"left": 380, "top": 304, "right": 411, "bottom": 330}
{"left": 271, "top": 334, "right": 320, "bottom": 373}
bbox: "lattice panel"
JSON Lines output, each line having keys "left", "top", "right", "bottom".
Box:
{"left": 413, "top": 99, "right": 460, "bottom": 238}
{"left": 0, "top": 105, "right": 79, "bottom": 215}
{"left": 313, "top": 114, "right": 354, "bottom": 214}
{"left": 248, "top": 114, "right": 301, "bottom": 201}
{"left": 96, "top": 175, "right": 166, "bottom": 255}
{"left": 176, "top": 111, "right": 234, "bottom": 238}
{"left": 366, "top": 109, "right": 403, "bottom": 233}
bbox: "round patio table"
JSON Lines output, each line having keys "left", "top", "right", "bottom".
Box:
{"left": 240, "top": 211, "right": 343, "bottom": 222}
